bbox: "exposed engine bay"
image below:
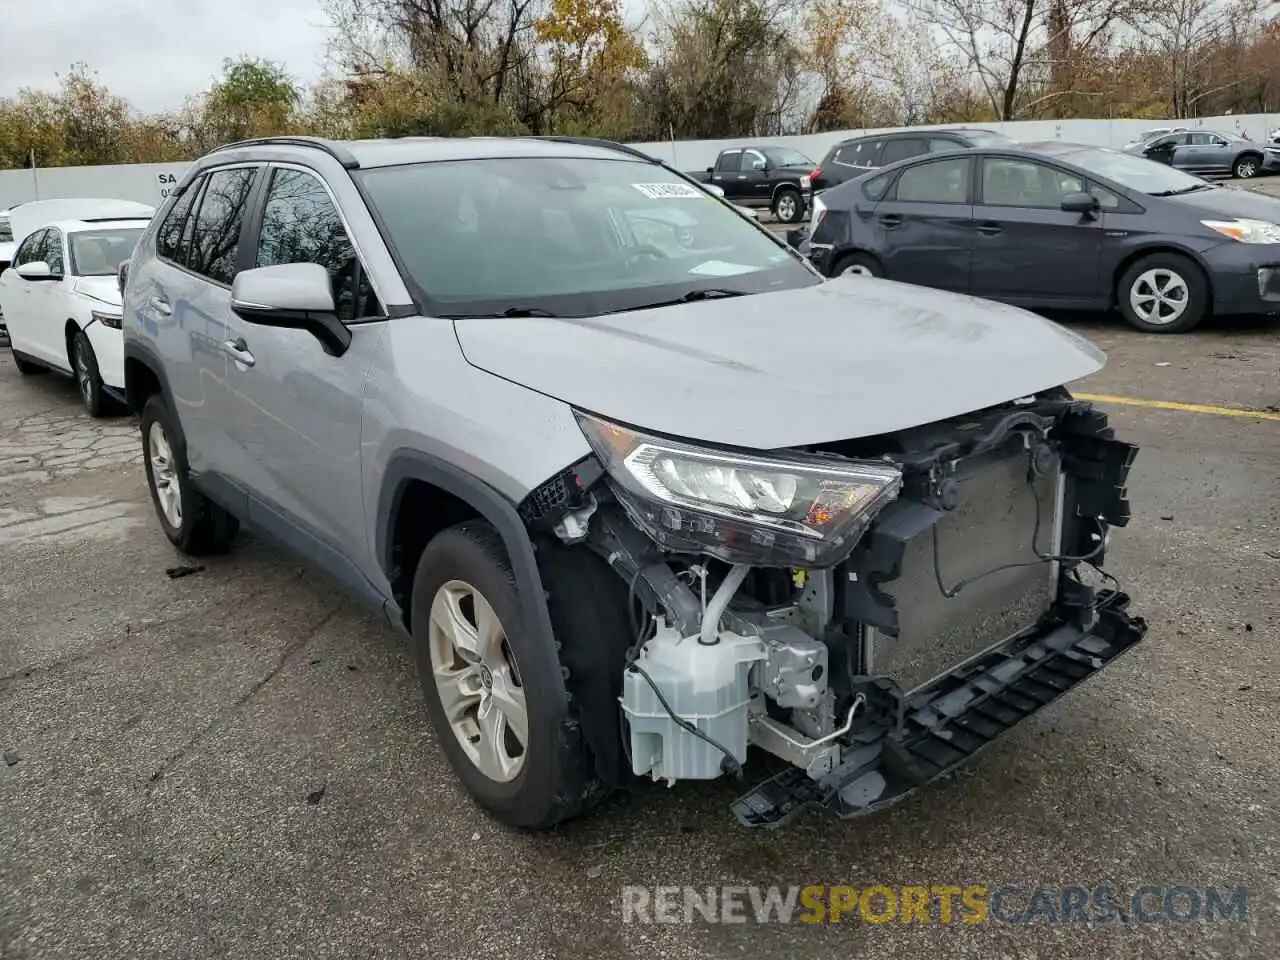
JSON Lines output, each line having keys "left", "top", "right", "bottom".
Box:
{"left": 519, "top": 389, "right": 1147, "bottom": 827}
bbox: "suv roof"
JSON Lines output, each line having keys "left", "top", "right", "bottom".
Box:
{"left": 208, "top": 134, "right": 666, "bottom": 171}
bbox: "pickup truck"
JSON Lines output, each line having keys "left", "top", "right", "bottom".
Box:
{"left": 690, "top": 145, "right": 816, "bottom": 223}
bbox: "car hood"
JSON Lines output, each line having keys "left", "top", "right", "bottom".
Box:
{"left": 1164, "top": 185, "right": 1280, "bottom": 221}
{"left": 453, "top": 278, "right": 1106, "bottom": 449}
{"left": 72, "top": 276, "right": 122, "bottom": 309}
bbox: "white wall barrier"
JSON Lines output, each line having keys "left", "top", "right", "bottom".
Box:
{"left": 2, "top": 113, "right": 1277, "bottom": 209}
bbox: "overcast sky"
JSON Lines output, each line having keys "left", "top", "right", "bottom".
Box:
{"left": 0, "top": 0, "right": 333, "bottom": 113}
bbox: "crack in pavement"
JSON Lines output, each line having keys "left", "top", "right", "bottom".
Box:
{"left": 142, "top": 603, "right": 344, "bottom": 794}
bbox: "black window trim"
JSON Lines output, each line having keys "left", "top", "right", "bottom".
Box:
{"left": 885, "top": 154, "right": 974, "bottom": 205}
{"left": 975, "top": 155, "right": 1087, "bottom": 210}
{"left": 244, "top": 161, "right": 389, "bottom": 326}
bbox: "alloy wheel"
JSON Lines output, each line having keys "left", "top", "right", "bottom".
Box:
{"left": 148, "top": 420, "right": 183, "bottom": 528}
{"left": 1129, "top": 268, "right": 1189, "bottom": 326}
{"left": 776, "top": 195, "right": 797, "bottom": 221}
{"left": 1236, "top": 160, "right": 1258, "bottom": 178}
{"left": 428, "top": 579, "right": 528, "bottom": 783}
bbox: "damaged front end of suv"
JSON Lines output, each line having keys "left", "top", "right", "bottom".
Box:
{"left": 518, "top": 389, "right": 1145, "bottom": 828}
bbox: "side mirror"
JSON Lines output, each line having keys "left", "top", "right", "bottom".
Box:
{"left": 705, "top": 166, "right": 714, "bottom": 176}
{"left": 230, "top": 262, "right": 351, "bottom": 356}
{"left": 16, "top": 260, "right": 55, "bottom": 280}
{"left": 1061, "top": 192, "right": 1100, "bottom": 215}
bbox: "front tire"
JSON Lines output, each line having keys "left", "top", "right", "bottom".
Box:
{"left": 72, "top": 330, "right": 112, "bottom": 418}
{"left": 411, "top": 522, "right": 599, "bottom": 829}
{"left": 1232, "top": 154, "right": 1261, "bottom": 179}
{"left": 772, "top": 187, "right": 804, "bottom": 224}
{"left": 140, "top": 394, "right": 239, "bottom": 554}
{"left": 1117, "top": 253, "right": 1208, "bottom": 333}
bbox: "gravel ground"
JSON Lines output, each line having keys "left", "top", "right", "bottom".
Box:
{"left": 0, "top": 309, "right": 1277, "bottom": 960}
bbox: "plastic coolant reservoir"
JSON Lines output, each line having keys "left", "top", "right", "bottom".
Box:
{"left": 621, "top": 620, "right": 767, "bottom": 783}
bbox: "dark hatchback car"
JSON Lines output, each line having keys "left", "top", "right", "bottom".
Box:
{"left": 798, "top": 141, "right": 1280, "bottom": 333}
{"left": 810, "top": 127, "right": 1014, "bottom": 193}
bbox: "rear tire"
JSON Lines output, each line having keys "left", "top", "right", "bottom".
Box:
{"left": 830, "top": 252, "right": 886, "bottom": 279}
{"left": 1117, "top": 253, "right": 1208, "bottom": 334}
{"left": 140, "top": 394, "right": 239, "bottom": 554}
{"left": 411, "top": 523, "right": 601, "bottom": 829}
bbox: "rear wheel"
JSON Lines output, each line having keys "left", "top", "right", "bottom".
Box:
{"left": 831, "top": 252, "right": 885, "bottom": 279}
{"left": 1117, "top": 253, "right": 1208, "bottom": 334}
{"left": 140, "top": 394, "right": 239, "bottom": 554}
{"left": 772, "top": 187, "right": 804, "bottom": 224}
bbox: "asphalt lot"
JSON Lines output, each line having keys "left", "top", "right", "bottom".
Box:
{"left": 2, "top": 306, "right": 1278, "bottom": 956}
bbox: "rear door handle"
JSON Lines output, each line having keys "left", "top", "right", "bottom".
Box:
{"left": 878, "top": 214, "right": 902, "bottom": 229}
{"left": 222, "top": 338, "right": 256, "bottom": 368}
{"left": 150, "top": 296, "right": 172, "bottom": 316}
{"left": 975, "top": 222, "right": 1004, "bottom": 236}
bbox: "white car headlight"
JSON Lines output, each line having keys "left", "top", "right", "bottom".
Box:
{"left": 1202, "top": 219, "right": 1280, "bottom": 243}
{"left": 576, "top": 412, "right": 901, "bottom": 566}
{"left": 90, "top": 309, "right": 122, "bottom": 330}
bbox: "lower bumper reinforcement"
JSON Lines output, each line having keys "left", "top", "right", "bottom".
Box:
{"left": 730, "top": 591, "right": 1147, "bottom": 828}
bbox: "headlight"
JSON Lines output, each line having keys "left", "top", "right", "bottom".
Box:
{"left": 90, "top": 309, "right": 122, "bottom": 329}
{"left": 575, "top": 412, "right": 902, "bottom": 566}
{"left": 1202, "top": 219, "right": 1280, "bottom": 243}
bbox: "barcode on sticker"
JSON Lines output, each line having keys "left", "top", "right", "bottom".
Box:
{"left": 632, "top": 183, "right": 705, "bottom": 199}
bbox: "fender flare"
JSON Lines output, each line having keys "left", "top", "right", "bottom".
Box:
{"left": 771, "top": 180, "right": 804, "bottom": 205}
{"left": 376, "top": 449, "right": 567, "bottom": 702}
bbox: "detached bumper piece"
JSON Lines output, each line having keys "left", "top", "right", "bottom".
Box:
{"left": 730, "top": 592, "right": 1146, "bottom": 829}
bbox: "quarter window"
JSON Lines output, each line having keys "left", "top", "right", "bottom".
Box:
{"left": 881, "top": 138, "right": 928, "bottom": 164}
{"left": 156, "top": 178, "right": 202, "bottom": 264}
{"left": 186, "top": 166, "right": 259, "bottom": 285}
{"left": 255, "top": 168, "right": 381, "bottom": 323}
{"left": 893, "top": 157, "right": 971, "bottom": 204}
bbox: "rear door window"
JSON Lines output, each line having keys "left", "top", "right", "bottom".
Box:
{"left": 891, "top": 157, "right": 972, "bottom": 204}
{"left": 881, "top": 138, "right": 928, "bottom": 165}
{"left": 156, "top": 176, "right": 204, "bottom": 266}
{"left": 834, "top": 140, "right": 879, "bottom": 169}
{"left": 185, "top": 166, "right": 260, "bottom": 286}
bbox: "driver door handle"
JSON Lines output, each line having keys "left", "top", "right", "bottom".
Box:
{"left": 878, "top": 213, "right": 902, "bottom": 228}
{"left": 976, "top": 221, "right": 1004, "bottom": 236}
{"left": 222, "top": 337, "right": 256, "bottom": 368}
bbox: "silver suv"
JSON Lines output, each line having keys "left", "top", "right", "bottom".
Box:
{"left": 122, "top": 135, "right": 1147, "bottom": 830}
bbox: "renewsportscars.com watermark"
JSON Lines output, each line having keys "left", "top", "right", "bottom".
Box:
{"left": 621, "top": 884, "right": 1250, "bottom": 925}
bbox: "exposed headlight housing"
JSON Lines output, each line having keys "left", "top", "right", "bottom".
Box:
{"left": 1202, "top": 218, "right": 1280, "bottom": 243}
{"left": 90, "top": 309, "right": 122, "bottom": 329}
{"left": 575, "top": 412, "right": 902, "bottom": 567}
{"left": 810, "top": 195, "right": 828, "bottom": 236}
{"left": 799, "top": 175, "right": 812, "bottom": 190}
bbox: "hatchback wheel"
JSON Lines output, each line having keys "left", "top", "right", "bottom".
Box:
{"left": 1117, "top": 253, "right": 1208, "bottom": 334}
{"left": 832, "top": 252, "right": 885, "bottom": 279}
{"left": 140, "top": 394, "right": 239, "bottom": 554}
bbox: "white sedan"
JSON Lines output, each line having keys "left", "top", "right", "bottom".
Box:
{"left": 0, "top": 216, "right": 149, "bottom": 416}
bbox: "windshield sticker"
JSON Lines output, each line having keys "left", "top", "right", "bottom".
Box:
{"left": 632, "top": 182, "right": 706, "bottom": 200}
{"left": 688, "top": 260, "right": 758, "bottom": 277}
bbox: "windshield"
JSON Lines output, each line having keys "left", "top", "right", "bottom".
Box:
{"left": 762, "top": 147, "right": 814, "bottom": 168}
{"left": 357, "top": 156, "right": 816, "bottom": 317}
{"left": 1055, "top": 147, "right": 1210, "bottom": 195}
{"left": 68, "top": 227, "right": 145, "bottom": 276}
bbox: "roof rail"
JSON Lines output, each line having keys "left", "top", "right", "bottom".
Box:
{"left": 210, "top": 136, "right": 361, "bottom": 170}
{"left": 528, "top": 136, "right": 661, "bottom": 164}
